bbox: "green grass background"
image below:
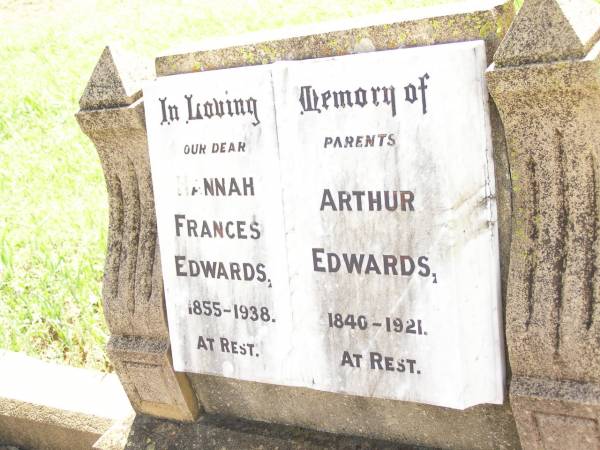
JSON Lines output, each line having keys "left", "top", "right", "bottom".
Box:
{"left": 0, "top": 0, "right": 530, "bottom": 371}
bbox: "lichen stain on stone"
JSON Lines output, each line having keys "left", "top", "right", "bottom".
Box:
{"left": 429, "top": 18, "right": 442, "bottom": 32}
{"left": 242, "top": 48, "right": 257, "bottom": 65}
{"left": 256, "top": 44, "right": 277, "bottom": 63}
{"left": 480, "top": 21, "right": 495, "bottom": 39}
{"left": 326, "top": 38, "right": 345, "bottom": 55}
{"left": 353, "top": 37, "right": 376, "bottom": 54}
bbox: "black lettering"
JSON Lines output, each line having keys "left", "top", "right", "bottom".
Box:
{"left": 343, "top": 253, "right": 364, "bottom": 274}
{"left": 299, "top": 86, "right": 321, "bottom": 113}
{"left": 320, "top": 189, "right": 337, "bottom": 211}
{"left": 184, "top": 94, "right": 199, "bottom": 122}
{"left": 383, "top": 255, "right": 398, "bottom": 275}
{"left": 187, "top": 219, "right": 198, "bottom": 237}
{"left": 159, "top": 97, "right": 170, "bottom": 125}
{"left": 203, "top": 101, "right": 213, "bottom": 118}
{"left": 341, "top": 351, "right": 355, "bottom": 367}
{"left": 385, "top": 356, "right": 394, "bottom": 371}
{"left": 256, "top": 263, "right": 267, "bottom": 282}
{"left": 236, "top": 221, "right": 247, "bottom": 239}
{"left": 312, "top": 248, "right": 326, "bottom": 272}
{"left": 212, "top": 221, "right": 224, "bottom": 238}
{"left": 243, "top": 263, "right": 255, "bottom": 281}
{"left": 230, "top": 263, "right": 241, "bottom": 280}
{"left": 246, "top": 97, "right": 260, "bottom": 126}
{"left": 217, "top": 262, "right": 228, "bottom": 279}
{"left": 333, "top": 90, "right": 353, "bottom": 108}
{"left": 405, "top": 83, "right": 417, "bottom": 104}
{"left": 384, "top": 191, "right": 398, "bottom": 211}
{"left": 370, "top": 352, "right": 383, "bottom": 369}
{"left": 243, "top": 177, "right": 254, "bottom": 196}
{"left": 400, "top": 191, "right": 415, "bottom": 211}
{"left": 321, "top": 90, "right": 331, "bottom": 110}
{"left": 419, "top": 73, "right": 429, "bottom": 114}
{"left": 200, "top": 221, "right": 212, "bottom": 238}
{"left": 365, "top": 255, "right": 381, "bottom": 274}
{"left": 400, "top": 256, "right": 415, "bottom": 276}
{"left": 220, "top": 337, "right": 230, "bottom": 353}
{"left": 214, "top": 99, "right": 225, "bottom": 117}
{"left": 200, "top": 260, "right": 217, "bottom": 278}
{"left": 229, "top": 178, "right": 241, "bottom": 196}
{"left": 175, "top": 255, "right": 187, "bottom": 276}
{"left": 225, "top": 221, "right": 236, "bottom": 238}
{"left": 355, "top": 88, "right": 367, "bottom": 107}
{"left": 368, "top": 191, "right": 382, "bottom": 211}
{"left": 352, "top": 191, "right": 365, "bottom": 210}
{"left": 338, "top": 191, "right": 352, "bottom": 211}
{"left": 327, "top": 252, "right": 341, "bottom": 272}
{"left": 249, "top": 221, "right": 261, "bottom": 239}
{"left": 418, "top": 256, "right": 431, "bottom": 277}
{"left": 382, "top": 86, "right": 396, "bottom": 117}
{"left": 188, "top": 260, "right": 200, "bottom": 277}
{"left": 175, "top": 214, "right": 185, "bottom": 237}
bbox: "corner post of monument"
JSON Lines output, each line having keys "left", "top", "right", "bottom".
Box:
{"left": 75, "top": 46, "right": 200, "bottom": 422}
{"left": 487, "top": 0, "right": 600, "bottom": 448}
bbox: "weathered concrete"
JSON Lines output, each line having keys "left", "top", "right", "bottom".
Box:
{"left": 189, "top": 374, "right": 519, "bottom": 450}
{"left": 494, "top": 0, "right": 600, "bottom": 67}
{"left": 0, "top": 350, "right": 133, "bottom": 450}
{"left": 76, "top": 46, "right": 199, "bottom": 422}
{"left": 156, "top": 0, "right": 514, "bottom": 75}
{"left": 487, "top": 0, "right": 600, "bottom": 448}
{"left": 93, "top": 413, "right": 437, "bottom": 450}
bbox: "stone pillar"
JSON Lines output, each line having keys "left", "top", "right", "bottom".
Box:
{"left": 76, "top": 46, "right": 199, "bottom": 422}
{"left": 487, "top": 0, "right": 600, "bottom": 448}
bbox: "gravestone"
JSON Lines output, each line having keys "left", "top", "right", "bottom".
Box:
{"left": 143, "top": 41, "right": 504, "bottom": 410}
{"left": 76, "top": 0, "right": 600, "bottom": 448}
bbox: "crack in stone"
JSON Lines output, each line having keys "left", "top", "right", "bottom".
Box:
{"left": 555, "top": 129, "right": 567, "bottom": 354}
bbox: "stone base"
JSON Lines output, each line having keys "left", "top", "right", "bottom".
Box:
{"left": 0, "top": 350, "right": 133, "bottom": 450}
{"left": 511, "top": 377, "right": 600, "bottom": 450}
{"left": 93, "top": 414, "right": 438, "bottom": 450}
{"left": 107, "top": 336, "right": 199, "bottom": 421}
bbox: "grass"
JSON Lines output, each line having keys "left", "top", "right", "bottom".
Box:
{"left": 1, "top": 0, "right": 481, "bottom": 372}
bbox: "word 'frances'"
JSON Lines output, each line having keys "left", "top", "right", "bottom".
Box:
{"left": 159, "top": 94, "right": 260, "bottom": 126}
{"left": 299, "top": 73, "right": 430, "bottom": 118}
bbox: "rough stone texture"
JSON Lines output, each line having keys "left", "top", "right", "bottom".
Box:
{"left": 494, "top": 0, "right": 600, "bottom": 67}
{"left": 0, "top": 350, "right": 132, "bottom": 450}
{"left": 76, "top": 48, "right": 199, "bottom": 422}
{"left": 188, "top": 374, "right": 519, "bottom": 450}
{"left": 107, "top": 336, "right": 199, "bottom": 421}
{"left": 488, "top": 41, "right": 600, "bottom": 385}
{"left": 487, "top": 0, "right": 600, "bottom": 448}
{"left": 93, "top": 415, "right": 135, "bottom": 450}
{"left": 79, "top": 1, "right": 520, "bottom": 449}
{"left": 94, "top": 413, "right": 438, "bottom": 450}
{"left": 510, "top": 377, "right": 600, "bottom": 450}
{"left": 156, "top": 0, "right": 514, "bottom": 76}
{"left": 80, "top": 46, "right": 152, "bottom": 111}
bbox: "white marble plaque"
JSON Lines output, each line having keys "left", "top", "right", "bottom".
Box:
{"left": 144, "top": 40, "right": 504, "bottom": 410}
{"left": 144, "top": 65, "right": 295, "bottom": 383}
